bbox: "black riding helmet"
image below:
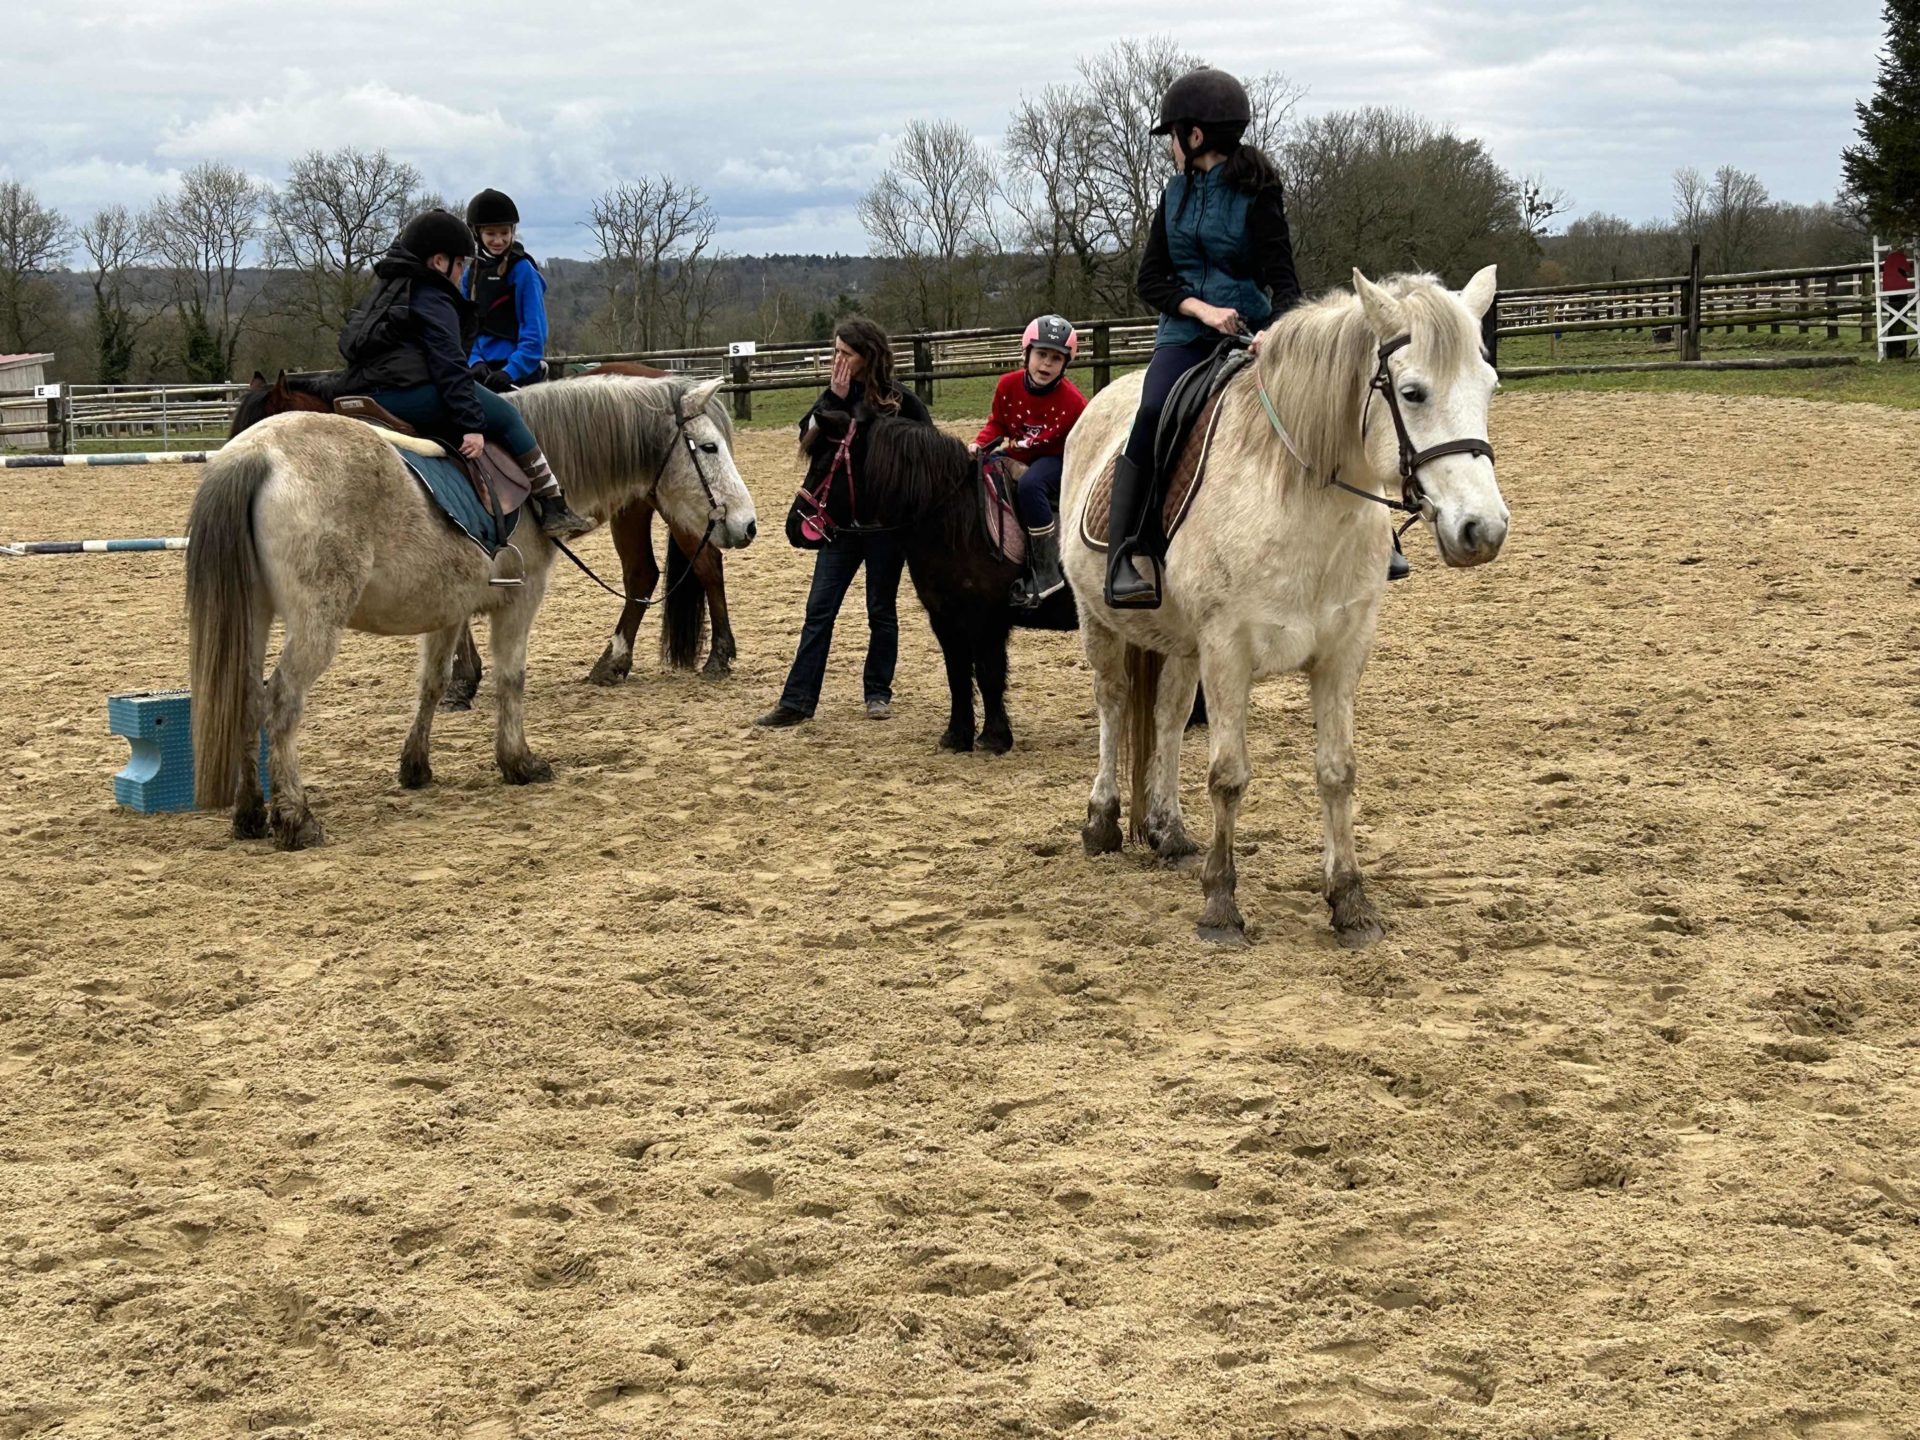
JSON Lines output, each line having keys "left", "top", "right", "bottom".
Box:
{"left": 1153, "top": 67, "right": 1252, "bottom": 148}
{"left": 396, "top": 208, "right": 476, "bottom": 262}
{"left": 465, "top": 188, "right": 520, "bottom": 228}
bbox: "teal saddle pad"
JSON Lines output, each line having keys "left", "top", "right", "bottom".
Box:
{"left": 396, "top": 448, "right": 520, "bottom": 555}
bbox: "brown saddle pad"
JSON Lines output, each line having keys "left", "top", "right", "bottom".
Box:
{"left": 332, "top": 395, "right": 533, "bottom": 517}
{"left": 1078, "top": 389, "right": 1231, "bottom": 554}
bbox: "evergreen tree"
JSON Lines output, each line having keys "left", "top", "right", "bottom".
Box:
{"left": 1843, "top": 0, "right": 1920, "bottom": 238}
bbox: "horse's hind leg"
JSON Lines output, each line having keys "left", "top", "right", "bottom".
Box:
{"left": 1147, "top": 652, "right": 1200, "bottom": 866}
{"left": 1196, "top": 641, "right": 1253, "bottom": 943}
{"left": 441, "top": 621, "right": 483, "bottom": 711}
{"left": 490, "top": 580, "right": 554, "bottom": 785}
{"left": 400, "top": 625, "right": 463, "bottom": 789}
{"left": 587, "top": 504, "right": 657, "bottom": 687}
{"left": 232, "top": 587, "right": 273, "bottom": 840}
{"left": 1079, "top": 620, "right": 1126, "bottom": 854}
{"left": 262, "top": 611, "right": 342, "bottom": 851}
{"left": 974, "top": 613, "right": 1014, "bottom": 755}
{"left": 1310, "top": 652, "right": 1385, "bottom": 948}
{"left": 698, "top": 547, "right": 735, "bottom": 678}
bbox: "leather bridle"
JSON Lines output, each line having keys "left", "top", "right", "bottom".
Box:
{"left": 1256, "top": 332, "right": 1496, "bottom": 523}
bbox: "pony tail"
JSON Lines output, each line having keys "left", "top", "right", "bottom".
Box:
{"left": 1221, "top": 142, "right": 1284, "bottom": 196}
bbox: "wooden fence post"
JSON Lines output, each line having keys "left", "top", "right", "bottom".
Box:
{"left": 1092, "top": 322, "right": 1112, "bottom": 392}
{"left": 730, "top": 354, "right": 752, "bottom": 423}
{"left": 44, "top": 394, "right": 61, "bottom": 453}
{"left": 1859, "top": 273, "right": 1873, "bottom": 343}
{"left": 1798, "top": 277, "right": 1810, "bottom": 336}
{"left": 913, "top": 337, "right": 933, "bottom": 406}
{"left": 1824, "top": 276, "right": 1839, "bottom": 341}
{"left": 1682, "top": 245, "right": 1703, "bottom": 361}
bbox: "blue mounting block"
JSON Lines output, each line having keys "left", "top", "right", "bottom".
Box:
{"left": 109, "top": 690, "right": 268, "bottom": 814}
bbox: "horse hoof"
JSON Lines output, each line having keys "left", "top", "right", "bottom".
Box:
{"left": 502, "top": 755, "right": 555, "bottom": 786}
{"left": 273, "top": 814, "right": 325, "bottom": 851}
{"left": 980, "top": 729, "right": 1013, "bottom": 756}
{"left": 397, "top": 756, "right": 433, "bottom": 790}
{"left": 702, "top": 655, "right": 733, "bottom": 680}
{"left": 232, "top": 805, "right": 268, "bottom": 841}
{"left": 1150, "top": 828, "right": 1200, "bottom": 867}
{"left": 438, "top": 697, "right": 472, "bottom": 713}
{"left": 1336, "top": 919, "right": 1386, "bottom": 950}
{"left": 1081, "top": 801, "right": 1123, "bottom": 856}
{"left": 937, "top": 729, "right": 975, "bottom": 753}
{"left": 1196, "top": 922, "right": 1249, "bottom": 947}
{"left": 585, "top": 661, "right": 629, "bottom": 688}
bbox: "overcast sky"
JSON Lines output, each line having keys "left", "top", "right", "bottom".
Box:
{"left": 2, "top": 0, "right": 1883, "bottom": 260}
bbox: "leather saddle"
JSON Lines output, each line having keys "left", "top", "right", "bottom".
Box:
{"left": 1079, "top": 339, "right": 1252, "bottom": 554}
{"left": 332, "top": 395, "right": 534, "bottom": 524}
{"left": 979, "top": 454, "right": 1028, "bottom": 568}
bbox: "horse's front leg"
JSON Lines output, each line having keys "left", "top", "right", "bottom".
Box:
{"left": 1146, "top": 652, "right": 1200, "bottom": 866}
{"left": 586, "top": 504, "right": 657, "bottom": 687}
{"left": 928, "top": 608, "right": 977, "bottom": 752}
{"left": 694, "top": 544, "right": 735, "bottom": 678}
{"left": 1079, "top": 620, "right": 1127, "bottom": 854}
{"left": 974, "top": 612, "right": 1014, "bottom": 755}
{"left": 1310, "top": 652, "right": 1384, "bottom": 948}
{"left": 400, "top": 625, "right": 463, "bottom": 789}
{"left": 1196, "top": 640, "right": 1253, "bottom": 943}
{"left": 491, "top": 576, "right": 554, "bottom": 785}
{"left": 440, "top": 621, "right": 483, "bottom": 711}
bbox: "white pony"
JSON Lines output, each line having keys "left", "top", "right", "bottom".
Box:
{"left": 186, "top": 375, "right": 756, "bottom": 849}
{"left": 1060, "top": 268, "right": 1508, "bottom": 946}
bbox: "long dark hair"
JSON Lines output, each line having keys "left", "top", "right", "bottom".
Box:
{"left": 1182, "top": 121, "right": 1284, "bottom": 198}
{"left": 835, "top": 316, "right": 902, "bottom": 414}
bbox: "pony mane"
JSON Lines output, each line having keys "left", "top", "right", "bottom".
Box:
{"left": 510, "top": 375, "right": 732, "bottom": 513}
{"left": 1250, "top": 273, "right": 1481, "bottom": 482}
{"left": 845, "top": 415, "right": 983, "bottom": 552}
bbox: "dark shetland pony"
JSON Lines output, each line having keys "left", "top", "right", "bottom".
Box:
{"left": 803, "top": 406, "right": 1075, "bottom": 754}
{"left": 226, "top": 365, "right": 737, "bottom": 709}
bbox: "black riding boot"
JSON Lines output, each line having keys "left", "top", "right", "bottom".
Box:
{"left": 1388, "top": 530, "right": 1410, "bottom": 582}
{"left": 1104, "top": 455, "right": 1161, "bottom": 609}
{"left": 1012, "top": 522, "right": 1065, "bottom": 609}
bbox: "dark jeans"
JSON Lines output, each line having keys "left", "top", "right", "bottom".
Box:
{"left": 777, "top": 529, "right": 906, "bottom": 715}
{"left": 369, "top": 382, "right": 537, "bottom": 456}
{"left": 1015, "top": 454, "right": 1064, "bottom": 527}
{"left": 1122, "top": 335, "right": 1219, "bottom": 471}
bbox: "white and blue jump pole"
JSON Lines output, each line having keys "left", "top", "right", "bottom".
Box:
{"left": 1, "top": 450, "right": 219, "bottom": 468}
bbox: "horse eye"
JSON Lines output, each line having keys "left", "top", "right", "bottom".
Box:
{"left": 699, "top": 441, "right": 719, "bottom": 454}
{"left": 1400, "top": 385, "right": 1428, "bottom": 404}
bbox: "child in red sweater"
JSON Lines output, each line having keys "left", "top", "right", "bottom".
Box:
{"left": 971, "top": 314, "right": 1086, "bottom": 606}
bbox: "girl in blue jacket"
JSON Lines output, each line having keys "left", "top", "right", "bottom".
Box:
{"left": 463, "top": 188, "right": 550, "bottom": 392}
{"left": 1105, "top": 68, "right": 1305, "bottom": 608}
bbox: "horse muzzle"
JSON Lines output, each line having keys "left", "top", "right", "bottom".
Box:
{"left": 716, "top": 514, "right": 759, "bottom": 549}
{"left": 1435, "top": 506, "right": 1508, "bottom": 567}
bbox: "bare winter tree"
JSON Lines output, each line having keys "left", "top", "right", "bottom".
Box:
{"left": 1702, "top": 165, "right": 1770, "bottom": 273}
{"left": 265, "top": 147, "right": 433, "bottom": 335}
{"left": 1519, "top": 173, "right": 1573, "bottom": 247}
{"left": 0, "top": 180, "right": 74, "bottom": 352}
{"left": 146, "top": 161, "right": 266, "bottom": 381}
{"left": 1001, "top": 39, "right": 1303, "bottom": 318}
{"left": 1279, "top": 108, "right": 1532, "bottom": 288}
{"left": 859, "top": 118, "right": 1000, "bottom": 330}
{"left": 78, "top": 205, "right": 154, "bottom": 383}
{"left": 583, "top": 176, "right": 719, "bottom": 350}
{"left": 1672, "top": 166, "right": 1711, "bottom": 252}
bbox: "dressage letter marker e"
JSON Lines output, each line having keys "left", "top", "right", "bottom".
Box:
{"left": 109, "top": 690, "right": 268, "bottom": 814}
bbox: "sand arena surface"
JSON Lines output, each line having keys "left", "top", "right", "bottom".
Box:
{"left": 1, "top": 392, "right": 1917, "bottom": 1439}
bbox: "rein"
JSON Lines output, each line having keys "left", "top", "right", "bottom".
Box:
{"left": 1253, "top": 331, "right": 1496, "bottom": 524}
{"left": 549, "top": 387, "right": 726, "bottom": 609}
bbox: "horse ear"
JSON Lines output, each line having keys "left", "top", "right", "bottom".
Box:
{"left": 682, "top": 376, "right": 725, "bottom": 413}
{"left": 248, "top": 371, "right": 269, "bottom": 390}
{"left": 1459, "top": 265, "right": 1498, "bottom": 320}
{"left": 1352, "top": 269, "right": 1405, "bottom": 337}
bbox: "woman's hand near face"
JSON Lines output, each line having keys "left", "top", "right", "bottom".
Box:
{"left": 829, "top": 354, "right": 854, "bottom": 398}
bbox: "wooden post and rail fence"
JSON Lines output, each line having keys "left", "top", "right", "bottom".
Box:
{"left": 1, "top": 256, "right": 1883, "bottom": 451}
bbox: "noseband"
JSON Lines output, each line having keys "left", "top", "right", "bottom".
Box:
{"left": 1257, "top": 333, "right": 1495, "bottom": 519}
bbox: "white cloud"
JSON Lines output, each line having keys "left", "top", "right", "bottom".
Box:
{"left": 157, "top": 76, "right": 525, "bottom": 162}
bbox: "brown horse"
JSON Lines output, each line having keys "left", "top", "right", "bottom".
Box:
{"left": 228, "top": 366, "right": 740, "bottom": 708}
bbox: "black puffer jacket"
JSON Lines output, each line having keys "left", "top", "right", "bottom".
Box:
{"left": 338, "top": 245, "right": 485, "bottom": 432}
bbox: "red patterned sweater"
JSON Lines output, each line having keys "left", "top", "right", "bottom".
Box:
{"left": 973, "top": 372, "right": 1087, "bottom": 463}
